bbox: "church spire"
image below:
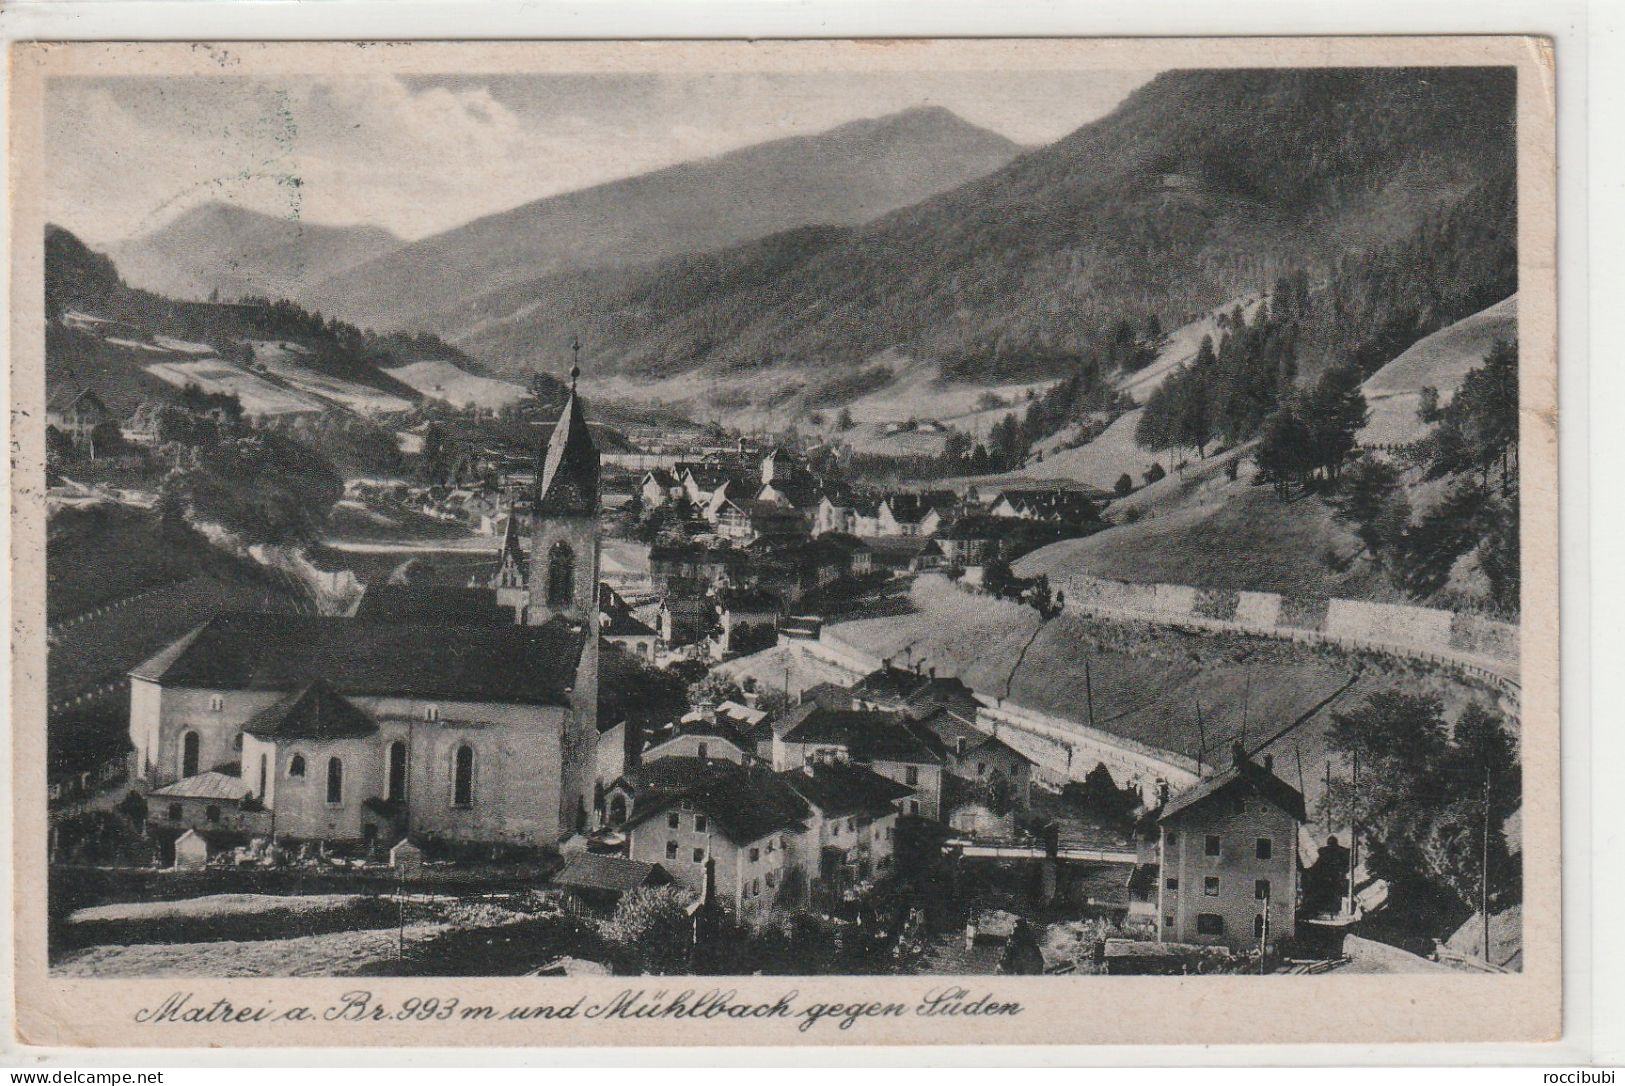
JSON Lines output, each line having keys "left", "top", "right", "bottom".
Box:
{"left": 536, "top": 343, "right": 599, "bottom": 516}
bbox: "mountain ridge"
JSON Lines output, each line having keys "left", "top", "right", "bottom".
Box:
{"left": 109, "top": 202, "right": 403, "bottom": 304}
{"left": 445, "top": 67, "right": 1516, "bottom": 408}
{"left": 304, "top": 106, "right": 1024, "bottom": 334}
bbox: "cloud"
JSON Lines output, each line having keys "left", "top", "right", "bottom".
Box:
{"left": 46, "top": 69, "right": 1156, "bottom": 245}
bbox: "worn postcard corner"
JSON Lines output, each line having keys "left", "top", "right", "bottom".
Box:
{"left": 8, "top": 35, "right": 1558, "bottom": 1049}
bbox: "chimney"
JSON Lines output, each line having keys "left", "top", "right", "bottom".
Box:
{"left": 1156, "top": 780, "right": 1171, "bottom": 807}
{"left": 1262, "top": 753, "right": 1274, "bottom": 773}
{"left": 956, "top": 737, "right": 968, "bottom": 756}
{"left": 1232, "top": 740, "right": 1247, "bottom": 767}
{"left": 929, "top": 666, "right": 936, "bottom": 679}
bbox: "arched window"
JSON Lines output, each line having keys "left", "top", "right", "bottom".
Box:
{"left": 546, "top": 541, "right": 575, "bottom": 607}
{"left": 288, "top": 753, "right": 306, "bottom": 778}
{"left": 453, "top": 745, "right": 474, "bottom": 808}
{"left": 180, "top": 731, "right": 200, "bottom": 778}
{"left": 608, "top": 795, "right": 628, "bottom": 825}
{"left": 258, "top": 754, "right": 268, "bottom": 799}
{"left": 326, "top": 757, "right": 344, "bottom": 805}
{"left": 387, "top": 741, "right": 408, "bottom": 803}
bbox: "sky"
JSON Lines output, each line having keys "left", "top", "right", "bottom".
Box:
{"left": 45, "top": 69, "right": 1155, "bottom": 245}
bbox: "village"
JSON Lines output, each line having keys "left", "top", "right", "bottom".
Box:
{"left": 44, "top": 370, "right": 1493, "bottom": 980}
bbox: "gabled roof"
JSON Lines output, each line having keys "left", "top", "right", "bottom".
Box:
{"left": 776, "top": 706, "right": 943, "bottom": 764}
{"left": 883, "top": 492, "right": 955, "bottom": 524}
{"left": 130, "top": 612, "right": 587, "bottom": 707}
{"left": 244, "top": 679, "right": 378, "bottom": 741}
{"left": 46, "top": 387, "right": 110, "bottom": 416}
{"left": 642, "top": 468, "right": 679, "bottom": 487}
{"left": 537, "top": 391, "right": 599, "bottom": 516}
{"left": 553, "top": 852, "right": 671, "bottom": 893}
{"left": 779, "top": 761, "right": 913, "bottom": 820}
{"left": 150, "top": 771, "right": 252, "bottom": 802}
{"left": 1158, "top": 748, "right": 1308, "bottom": 823}
{"left": 621, "top": 758, "right": 810, "bottom": 845}
{"left": 602, "top": 609, "right": 657, "bottom": 637}
{"left": 353, "top": 585, "right": 517, "bottom": 627}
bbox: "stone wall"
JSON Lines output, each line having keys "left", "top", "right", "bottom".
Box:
{"left": 1052, "top": 573, "right": 1518, "bottom": 688}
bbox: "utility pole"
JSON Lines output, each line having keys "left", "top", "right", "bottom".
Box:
{"left": 1324, "top": 761, "right": 1332, "bottom": 837}
{"left": 1481, "top": 757, "right": 1492, "bottom": 966}
{"left": 1084, "top": 659, "right": 1095, "bottom": 730}
{"left": 1347, "top": 748, "right": 1359, "bottom": 916}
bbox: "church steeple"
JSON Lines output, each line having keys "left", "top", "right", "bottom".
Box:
{"left": 536, "top": 358, "right": 598, "bottom": 517}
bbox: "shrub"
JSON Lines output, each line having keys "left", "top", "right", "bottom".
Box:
{"left": 1114, "top": 473, "right": 1133, "bottom": 498}
{"left": 601, "top": 886, "right": 695, "bottom": 974}
{"left": 1143, "top": 463, "right": 1166, "bottom": 486}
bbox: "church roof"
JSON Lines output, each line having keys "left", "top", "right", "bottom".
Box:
{"left": 537, "top": 390, "right": 599, "bottom": 516}
{"left": 244, "top": 680, "right": 378, "bottom": 741}
{"left": 131, "top": 612, "right": 587, "bottom": 707}
{"left": 353, "top": 585, "right": 517, "bottom": 627}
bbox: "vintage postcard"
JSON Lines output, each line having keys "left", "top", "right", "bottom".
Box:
{"left": 7, "top": 37, "right": 1558, "bottom": 1048}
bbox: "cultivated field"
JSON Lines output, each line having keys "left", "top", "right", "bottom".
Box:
{"left": 145, "top": 358, "right": 324, "bottom": 416}
{"left": 384, "top": 360, "right": 531, "bottom": 411}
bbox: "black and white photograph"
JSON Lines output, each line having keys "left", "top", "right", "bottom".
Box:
{"left": 6, "top": 36, "right": 1562, "bottom": 1048}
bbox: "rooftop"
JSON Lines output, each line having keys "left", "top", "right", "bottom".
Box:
{"left": 780, "top": 760, "right": 913, "bottom": 819}
{"left": 150, "top": 771, "right": 253, "bottom": 802}
{"left": 244, "top": 680, "right": 378, "bottom": 741}
{"left": 553, "top": 852, "right": 670, "bottom": 893}
{"left": 131, "top": 612, "right": 587, "bottom": 707}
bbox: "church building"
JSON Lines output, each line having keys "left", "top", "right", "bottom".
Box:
{"left": 128, "top": 369, "right": 605, "bottom": 849}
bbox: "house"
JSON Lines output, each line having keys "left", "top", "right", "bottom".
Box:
{"left": 127, "top": 377, "right": 607, "bottom": 848}
{"left": 920, "top": 709, "right": 1035, "bottom": 813}
{"left": 779, "top": 759, "right": 911, "bottom": 893}
{"left": 552, "top": 852, "right": 672, "bottom": 916}
{"left": 942, "top": 773, "right": 1019, "bottom": 839}
{"left": 816, "top": 533, "right": 874, "bottom": 577}
{"left": 599, "top": 583, "right": 658, "bottom": 660}
{"left": 989, "top": 488, "right": 1103, "bottom": 526}
{"left": 1144, "top": 744, "right": 1307, "bottom": 952}
{"left": 659, "top": 594, "right": 712, "bottom": 648}
{"left": 850, "top": 664, "right": 981, "bottom": 723}
{"left": 46, "top": 388, "right": 113, "bottom": 448}
{"left": 639, "top": 468, "right": 682, "bottom": 508}
{"left": 147, "top": 770, "right": 269, "bottom": 838}
{"left": 171, "top": 828, "right": 213, "bottom": 870}
{"left": 640, "top": 718, "right": 754, "bottom": 769}
{"left": 712, "top": 586, "right": 782, "bottom": 658}
{"left": 714, "top": 498, "right": 806, "bottom": 543}
{"left": 621, "top": 758, "right": 810, "bottom": 916}
{"left": 771, "top": 705, "right": 945, "bottom": 820}
{"left": 877, "top": 491, "right": 958, "bottom": 537}
{"left": 933, "top": 515, "right": 1008, "bottom": 568}
{"left": 862, "top": 535, "right": 939, "bottom": 574}
{"left": 648, "top": 542, "right": 749, "bottom": 595}
{"left": 603, "top": 607, "right": 659, "bottom": 661}
{"left": 681, "top": 466, "right": 756, "bottom": 516}
{"left": 760, "top": 447, "right": 798, "bottom": 485}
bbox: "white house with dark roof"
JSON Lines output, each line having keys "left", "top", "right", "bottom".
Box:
{"left": 127, "top": 373, "right": 607, "bottom": 848}
{"left": 1139, "top": 744, "right": 1307, "bottom": 952}
{"left": 771, "top": 705, "right": 945, "bottom": 820}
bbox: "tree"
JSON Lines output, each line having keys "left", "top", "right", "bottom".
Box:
{"left": 1330, "top": 457, "right": 1410, "bottom": 563}
{"left": 1114, "top": 473, "right": 1133, "bottom": 498}
{"left": 1142, "top": 462, "right": 1166, "bottom": 486}
{"left": 603, "top": 887, "right": 696, "bottom": 974}
{"left": 1302, "top": 365, "right": 1369, "bottom": 482}
{"left": 836, "top": 407, "right": 854, "bottom": 432}
{"left": 1423, "top": 339, "right": 1518, "bottom": 496}
{"left": 1396, "top": 480, "right": 1488, "bottom": 597}
{"left": 87, "top": 420, "right": 126, "bottom": 460}
{"left": 1320, "top": 693, "right": 1520, "bottom": 929}
{"left": 1253, "top": 405, "right": 1314, "bottom": 498}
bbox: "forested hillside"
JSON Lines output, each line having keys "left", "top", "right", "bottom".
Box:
{"left": 450, "top": 68, "right": 1515, "bottom": 394}
{"left": 310, "top": 107, "right": 1023, "bottom": 337}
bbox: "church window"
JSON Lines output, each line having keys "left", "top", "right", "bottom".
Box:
{"left": 547, "top": 541, "right": 575, "bottom": 607}
{"left": 180, "top": 731, "right": 200, "bottom": 779}
{"left": 326, "top": 758, "right": 344, "bottom": 805}
{"left": 453, "top": 744, "right": 474, "bottom": 808}
{"left": 387, "top": 741, "right": 408, "bottom": 802}
{"left": 167, "top": 803, "right": 182, "bottom": 821}
{"left": 258, "top": 755, "right": 267, "bottom": 799}
{"left": 288, "top": 754, "right": 306, "bottom": 778}
{"left": 424, "top": 705, "right": 439, "bottom": 722}
{"left": 210, "top": 695, "right": 223, "bottom": 712}
{"left": 205, "top": 805, "right": 220, "bottom": 823}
